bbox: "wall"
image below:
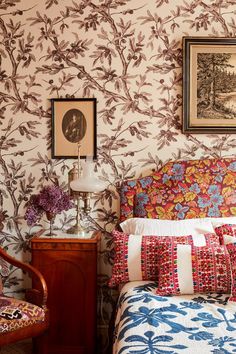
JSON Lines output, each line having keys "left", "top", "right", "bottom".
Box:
{"left": 1, "top": 0, "right": 236, "bottom": 352}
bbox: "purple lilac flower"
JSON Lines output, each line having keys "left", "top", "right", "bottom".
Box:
{"left": 24, "top": 204, "right": 43, "bottom": 226}
{"left": 24, "top": 185, "right": 73, "bottom": 226}
{"left": 56, "top": 192, "right": 74, "bottom": 212}
{"left": 38, "top": 186, "right": 59, "bottom": 213}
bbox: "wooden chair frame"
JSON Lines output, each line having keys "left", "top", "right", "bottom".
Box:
{"left": 0, "top": 247, "right": 49, "bottom": 351}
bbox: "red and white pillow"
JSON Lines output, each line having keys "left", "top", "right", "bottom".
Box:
{"left": 226, "top": 243, "right": 236, "bottom": 302}
{"left": 214, "top": 224, "right": 236, "bottom": 244}
{"left": 156, "top": 243, "right": 231, "bottom": 296}
{"left": 109, "top": 230, "right": 220, "bottom": 287}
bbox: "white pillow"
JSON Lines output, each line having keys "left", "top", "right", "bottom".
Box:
{"left": 223, "top": 235, "right": 236, "bottom": 245}
{"left": 120, "top": 217, "right": 215, "bottom": 236}
{"left": 208, "top": 216, "right": 236, "bottom": 227}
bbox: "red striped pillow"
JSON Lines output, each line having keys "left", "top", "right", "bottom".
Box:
{"left": 156, "top": 243, "right": 231, "bottom": 296}
{"left": 226, "top": 243, "right": 236, "bottom": 302}
{"left": 109, "top": 230, "right": 220, "bottom": 287}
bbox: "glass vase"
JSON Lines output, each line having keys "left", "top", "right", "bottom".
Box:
{"left": 45, "top": 211, "right": 56, "bottom": 236}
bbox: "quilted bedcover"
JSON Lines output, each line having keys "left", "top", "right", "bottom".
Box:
{"left": 113, "top": 281, "right": 236, "bottom": 354}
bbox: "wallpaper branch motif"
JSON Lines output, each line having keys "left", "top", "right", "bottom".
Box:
{"left": 1, "top": 0, "right": 236, "bottom": 352}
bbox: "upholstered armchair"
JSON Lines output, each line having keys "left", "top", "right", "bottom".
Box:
{"left": 0, "top": 246, "right": 49, "bottom": 353}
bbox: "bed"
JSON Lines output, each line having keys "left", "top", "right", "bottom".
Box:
{"left": 112, "top": 158, "right": 236, "bottom": 354}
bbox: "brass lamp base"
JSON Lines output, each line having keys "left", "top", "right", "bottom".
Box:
{"left": 66, "top": 223, "right": 91, "bottom": 238}
{"left": 66, "top": 192, "right": 89, "bottom": 237}
{"left": 66, "top": 223, "right": 87, "bottom": 238}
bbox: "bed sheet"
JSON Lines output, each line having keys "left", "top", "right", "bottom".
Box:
{"left": 113, "top": 281, "right": 236, "bottom": 354}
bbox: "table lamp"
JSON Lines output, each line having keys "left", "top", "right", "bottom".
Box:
{"left": 67, "top": 157, "right": 106, "bottom": 237}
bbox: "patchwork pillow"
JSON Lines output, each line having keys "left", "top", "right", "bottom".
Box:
{"left": 109, "top": 230, "right": 220, "bottom": 287}
{"left": 214, "top": 224, "right": 236, "bottom": 244}
{"left": 226, "top": 243, "right": 236, "bottom": 302}
{"left": 156, "top": 244, "right": 231, "bottom": 296}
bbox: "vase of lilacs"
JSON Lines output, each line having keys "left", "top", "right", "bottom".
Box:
{"left": 25, "top": 184, "right": 73, "bottom": 236}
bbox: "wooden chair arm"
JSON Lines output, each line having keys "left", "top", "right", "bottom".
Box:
{"left": 0, "top": 247, "right": 48, "bottom": 309}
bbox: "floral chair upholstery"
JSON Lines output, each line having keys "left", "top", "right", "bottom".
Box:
{"left": 0, "top": 247, "right": 49, "bottom": 353}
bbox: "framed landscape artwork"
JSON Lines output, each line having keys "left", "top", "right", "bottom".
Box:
{"left": 183, "top": 37, "right": 236, "bottom": 133}
{"left": 51, "top": 98, "right": 97, "bottom": 159}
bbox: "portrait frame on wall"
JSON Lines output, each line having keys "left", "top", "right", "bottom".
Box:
{"left": 51, "top": 98, "right": 97, "bottom": 159}
{"left": 183, "top": 37, "right": 236, "bottom": 133}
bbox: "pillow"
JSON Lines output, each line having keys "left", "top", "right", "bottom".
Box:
{"left": 109, "top": 230, "right": 220, "bottom": 287}
{"left": 214, "top": 224, "right": 236, "bottom": 244}
{"left": 120, "top": 217, "right": 215, "bottom": 236}
{"left": 226, "top": 243, "right": 236, "bottom": 302}
{"left": 156, "top": 244, "right": 231, "bottom": 296}
{"left": 210, "top": 216, "right": 236, "bottom": 227}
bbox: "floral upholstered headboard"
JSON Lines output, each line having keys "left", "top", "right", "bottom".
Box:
{"left": 120, "top": 158, "right": 236, "bottom": 222}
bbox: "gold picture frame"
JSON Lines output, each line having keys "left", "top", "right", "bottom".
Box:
{"left": 51, "top": 98, "right": 97, "bottom": 159}
{"left": 183, "top": 37, "right": 236, "bottom": 133}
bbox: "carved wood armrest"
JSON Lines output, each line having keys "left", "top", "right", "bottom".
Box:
{"left": 0, "top": 247, "right": 48, "bottom": 309}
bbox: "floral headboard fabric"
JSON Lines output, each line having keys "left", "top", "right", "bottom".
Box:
{"left": 120, "top": 158, "right": 236, "bottom": 222}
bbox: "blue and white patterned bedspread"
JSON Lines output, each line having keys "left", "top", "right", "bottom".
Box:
{"left": 113, "top": 281, "right": 236, "bottom": 354}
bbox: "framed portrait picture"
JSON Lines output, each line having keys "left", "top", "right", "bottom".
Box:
{"left": 183, "top": 37, "right": 236, "bottom": 133}
{"left": 51, "top": 98, "right": 97, "bottom": 159}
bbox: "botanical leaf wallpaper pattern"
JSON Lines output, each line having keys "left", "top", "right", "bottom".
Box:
{"left": 1, "top": 0, "right": 236, "bottom": 352}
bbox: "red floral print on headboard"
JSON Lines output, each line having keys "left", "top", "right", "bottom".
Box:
{"left": 120, "top": 158, "right": 236, "bottom": 221}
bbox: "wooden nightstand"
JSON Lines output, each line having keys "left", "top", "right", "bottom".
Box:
{"left": 31, "top": 231, "right": 100, "bottom": 354}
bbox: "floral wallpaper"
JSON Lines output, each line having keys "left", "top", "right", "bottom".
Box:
{"left": 1, "top": 0, "right": 236, "bottom": 352}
